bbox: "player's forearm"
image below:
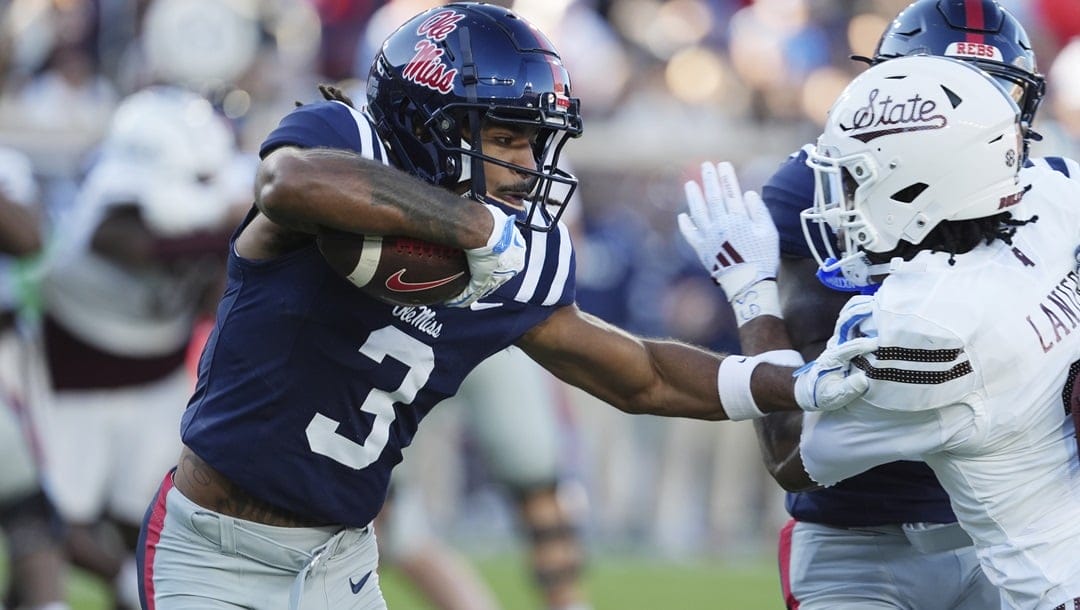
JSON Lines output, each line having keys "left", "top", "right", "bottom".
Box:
{"left": 573, "top": 339, "right": 800, "bottom": 421}
{"left": 737, "top": 315, "right": 796, "bottom": 356}
{"left": 753, "top": 412, "right": 817, "bottom": 490}
{"left": 255, "top": 147, "right": 492, "bottom": 248}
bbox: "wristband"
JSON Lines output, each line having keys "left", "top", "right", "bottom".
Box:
{"left": 730, "top": 280, "right": 782, "bottom": 327}
{"left": 756, "top": 349, "right": 805, "bottom": 367}
{"left": 717, "top": 354, "right": 765, "bottom": 421}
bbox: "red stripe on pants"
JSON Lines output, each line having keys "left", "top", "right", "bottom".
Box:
{"left": 142, "top": 473, "right": 174, "bottom": 610}
{"left": 778, "top": 519, "right": 800, "bottom": 609}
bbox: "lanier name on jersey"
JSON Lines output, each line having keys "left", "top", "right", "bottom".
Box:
{"left": 1026, "top": 269, "right": 1080, "bottom": 354}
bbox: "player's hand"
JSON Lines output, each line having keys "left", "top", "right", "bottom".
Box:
{"left": 793, "top": 296, "right": 877, "bottom": 411}
{"left": 678, "top": 161, "right": 779, "bottom": 301}
{"left": 446, "top": 203, "right": 526, "bottom": 307}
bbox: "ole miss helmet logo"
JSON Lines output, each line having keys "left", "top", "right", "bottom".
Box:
{"left": 402, "top": 11, "right": 464, "bottom": 94}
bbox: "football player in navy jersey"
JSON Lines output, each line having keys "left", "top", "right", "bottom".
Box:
{"left": 135, "top": 4, "right": 869, "bottom": 609}
{"left": 747, "top": 2, "right": 1067, "bottom": 609}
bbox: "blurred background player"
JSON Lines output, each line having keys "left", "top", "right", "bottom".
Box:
{"left": 35, "top": 85, "right": 247, "bottom": 609}
{"left": 0, "top": 145, "right": 70, "bottom": 610}
{"left": 753, "top": 1, "right": 1063, "bottom": 608}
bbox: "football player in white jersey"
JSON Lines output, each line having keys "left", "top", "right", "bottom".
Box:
{"left": 680, "top": 55, "right": 1080, "bottom": 610}
{"left": 751, "top": 1, "right": 1061, "bottom": 607}
{"left": 37, "top": 85, "right": 246, "bottom": 609}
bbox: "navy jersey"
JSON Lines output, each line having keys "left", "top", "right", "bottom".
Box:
{"left": 765, "top": 146, "right": 953, "bottom": 526}
{"left": 765, "top": 147, "right": 1079, "bottom": 526}
{"left": 180, "top": 101, "right": 576, "bottom": 527}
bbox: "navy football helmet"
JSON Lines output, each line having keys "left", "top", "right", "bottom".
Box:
{"left": 366, "top": 2, "right": 583, "bottom": 232}
{"left": 873, "top": 0, "right": 1045, "bottom": 135}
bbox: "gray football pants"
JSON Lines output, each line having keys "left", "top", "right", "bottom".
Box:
{"left": 142, "top": 479, "right": 386, "bottom": 610}
{"left": 780, "top": 519, "right": 1001, "bottom": 610}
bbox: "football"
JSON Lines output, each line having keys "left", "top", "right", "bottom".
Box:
{"left": 317, "top": 229, "right": 470, "bottom": 306}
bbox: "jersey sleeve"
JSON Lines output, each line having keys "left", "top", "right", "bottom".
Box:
{"left": 1027, "top": 155, "right": 1080, "bottom": 180}
{"left": 800, "top": 404, "right": 971, "bottom": 486}
{"left": 259, "top": 101, "right": 387, "bottom": 161}
{"left": 853, "top": 305, "right": 979, "bottom": 413}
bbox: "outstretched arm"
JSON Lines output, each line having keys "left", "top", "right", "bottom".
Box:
{"left": 516, "top": 304, "right": 799, "bottom": 421}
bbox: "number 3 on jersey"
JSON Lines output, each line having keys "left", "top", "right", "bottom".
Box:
{"left": 305, "top": 326, "right": 434, "bottom": 469}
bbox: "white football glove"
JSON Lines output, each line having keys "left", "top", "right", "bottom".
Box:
{"left": 678, "top": 161, "right": 780, "bottom": 301}
{"left": 793, "top": 295, "right": 877, "bottom": 411}
{"left": 446, "top": 203, "right": 526, "bottom": 308}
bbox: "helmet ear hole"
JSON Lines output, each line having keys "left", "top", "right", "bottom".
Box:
{"left": 891, "top": 183, "right": 928, "bottom": 204}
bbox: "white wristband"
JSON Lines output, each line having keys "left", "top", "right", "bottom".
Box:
{"left": 731, "top": 280, "right": 782, "bottom": 327}
{"left": 756, "top": 349, "right": 805, "bottom": 367}
{"left": 717, "top": 355, "right": 765, "bottom": 421}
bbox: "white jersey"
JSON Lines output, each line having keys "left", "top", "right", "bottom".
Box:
{"left": 801, "top": 163, "right": 1080, "bottom": 610}
{"left": 39, "top": 153, "right": 250, "bottom": 358}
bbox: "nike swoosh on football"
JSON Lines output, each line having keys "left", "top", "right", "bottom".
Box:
{"left": 469, "top": 301, "right": 503, "bottom": 311}
{"left": 350, "top": 571, "right": 372, "bottom": 594}
{"left": 385, "top": 269, "right": 466, "bottom": 293}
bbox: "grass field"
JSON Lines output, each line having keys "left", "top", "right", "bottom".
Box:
{"left": 61, "top": 552, "right": 783, "bottom": 609}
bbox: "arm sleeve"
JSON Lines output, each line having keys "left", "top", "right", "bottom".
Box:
{"left": 800, "top": 403, "right": 970, "bottom": 486}
{"left": 1029, "top": 155, "right": 1080, "bottom": 180}
{"left": 855, "top": 307, "right": 979, "bottom": 413}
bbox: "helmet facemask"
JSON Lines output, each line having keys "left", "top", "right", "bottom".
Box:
{"left": 802, "top": 148, "right": 885, "bottom": 288}
{"left": 426, "top": 98, "right": 582, "bottom": 232}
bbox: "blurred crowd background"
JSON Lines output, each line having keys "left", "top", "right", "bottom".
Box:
{"left": 2, "top": 0, "right": 1080, "bottom": 578}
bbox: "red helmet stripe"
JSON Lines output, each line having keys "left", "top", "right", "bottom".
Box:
{"left": 964, "top": 0, "right": 985, "bottom": 43}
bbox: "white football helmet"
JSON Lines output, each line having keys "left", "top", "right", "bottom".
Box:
{"left": 95, "top": 86, "right": 237, "bottom": 235}
{"left": 802, "top": 55, "right": 1024, "bottom": 287}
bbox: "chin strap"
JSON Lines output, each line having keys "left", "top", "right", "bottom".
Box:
{"left": 816, "top": 257, "right": 926, "bottom": 296}
{"left": 816, "top": 261, "right": 881, "bottom": 295}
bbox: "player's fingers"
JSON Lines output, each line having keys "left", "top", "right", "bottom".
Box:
{"left": 715, "top": 162, "right": 746, "bottom": 216}
{"left": 845, "top": 372, "right": 869, "bottom": 396}
{"left": 683, "top": 179, "right": 709, "bottom": 224}
{"left": 677, "top": 213, "right": 703, "bottom": 249}
{"left": 743, "top": 190, "right": 770, "bottom": 224}
{"left": 835, "top": 296, "right": 875, "bottom": 341}
{"left": 700, "top": 162, "right": 725, "bottom": 212}
{"left": 833, "top": 336, "right": 878, "bottom": 363}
